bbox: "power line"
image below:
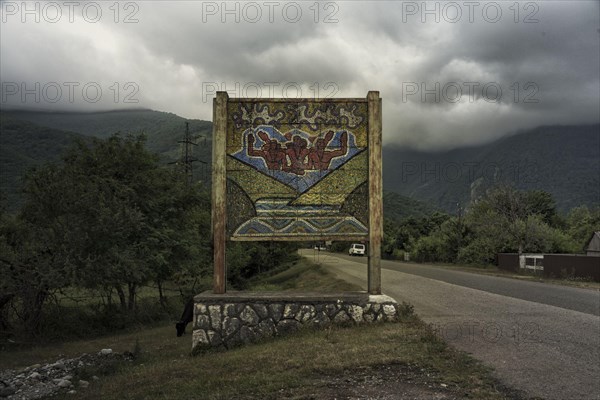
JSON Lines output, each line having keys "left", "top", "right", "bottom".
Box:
{"left": 170, "top": 122, "right": 207, "bottom": 186}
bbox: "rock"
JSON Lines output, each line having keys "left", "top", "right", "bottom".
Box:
{"left": 63, "top": 375, "right": 73, "bottom": 381}
{"left": 79, "top": 380, "right": 89, "bottom": 388}
{"left": 269, "top": 304, "right": 284, "bottom": 322}
{"left": 0, "top": 387, "right": 16, "bottom": 397}
{"left": 239, "top": 326, "right": 258, "bottom": 343}
{"left": 193, "top": 329, "right": 209, "bottom": 345}
{"left": 333, "top": 311, "right": 350, "bottom": 323}
{"left": 283, "top": 304, "right": 299, "bottom": 319}
{"left": 52, "top": 361, "right": 67, "bottom": 370}
{"left": 92, "top": 376, "right": 100, "bottom": 381}
{"left": 297, "top": 305, "right": 316, "bottom": 323}
{"left": 257, "top": 319, "right": 275, "bottom": 337}
{"left": 223, "top": 317, "right": 241, "bottom": 337}
{"left": 208, "top": 305, "right": 221, "bottom": 330}
{"left": 57, "top": 379, "right": 72, "bottom": 388}
{"left": 253, "top": 304, "right": 269, "bottom": 320}
{"left": 196, "top": 314, "right": 211, "bottom": 330}
{"left": 67, "top": 389, "right": 77, "bottom": 394}
{"left": 383, "top": 304, "right": 397, "bottom": 316}
{"left": 206, "top": 330, "right": 223, "bottom": 346}
{"left": 99, "top": 348, "right": 113, "bottom": 356}
{"left": 195, "top": 303, "right": 207, "bottom": 314}
{"left": 29, "top": 372, "right": 42, "bottom": 379}
{"left": 311, "top": 311, "right": 331, "bottom": 327}
{"left": 348, "top": 305, "right": 364, "bottom": 323}
{"left": 276, "top": 319, "right": 301, "bottom": 335}
{"left": 240, "top": 305, "right": 259, "bottom": 326}
{"left": 325, "top": 303, "right": 338, "bottom": 318}
{"left": 223, "top": 303, "right": 236, "bottom": 317}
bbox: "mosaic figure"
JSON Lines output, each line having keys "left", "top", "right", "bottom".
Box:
{"left": 247, "top": 130, "right": 286, "bottom": 171}
{"left": 307, "top": 130, "right": 348, "bottom": 171}
{"left": 284, "top": 135, "right": 310, "bottom": 175}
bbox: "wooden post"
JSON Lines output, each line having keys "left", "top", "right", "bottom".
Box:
{"left": 367, "top": 91, "right": 382, "bottom": 295}
{"left": 212, "top": 92, "right": 228, "bottom": 294}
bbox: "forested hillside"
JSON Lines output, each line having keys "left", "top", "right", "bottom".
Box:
{"left": 0, "top": 110, "right": 211, "bottom": 212}
{"left": 4, "top": 109, "right": 212, "bottom": 161}
{"left": 383, "top": 191, "right": 437, "bottom": 221}
{"left": 383, "top": 124, "right": 600, "bottom": 212}
{"left": 0, "top": 114, "right": 93, "bottom": 211}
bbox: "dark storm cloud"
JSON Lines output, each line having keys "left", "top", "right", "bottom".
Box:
{"left": 0, "top": 0, "right": 598, "bottom": 150}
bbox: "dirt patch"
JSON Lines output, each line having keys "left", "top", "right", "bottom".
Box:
{"left": 273, "top": 361, "right": 531, "bottom": 400}
{"left": 276, "top": 362, "right": 462, "bottom": 400}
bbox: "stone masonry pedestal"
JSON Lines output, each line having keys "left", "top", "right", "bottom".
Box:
{"left": 192, "top": 291, "right": 401, "bottom": 350}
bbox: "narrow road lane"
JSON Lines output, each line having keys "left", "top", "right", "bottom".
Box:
{"left": 301, "top": 250, "right": 600, "bottom": 400}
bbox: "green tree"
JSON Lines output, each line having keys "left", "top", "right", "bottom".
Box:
{"left": 458, "top": 186, "right": 576, "bottom": 264}
{"left": 0, "top": 214, "right": 72, "bottom": 332}
{"left": 565, "top": 206, "right": 600, "bottom": 251}
{"left": 411, "top": 217, "right": 466, "bottom": 263}
{"left": 11, "top": 134, "right": 211, "bottom": 315}
{"left": 383, "top": 211, "right": 450, "bottom": 259}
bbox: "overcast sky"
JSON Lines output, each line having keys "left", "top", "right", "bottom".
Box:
{"left": 1, "top": 0, "right": 598, "bottom": 150}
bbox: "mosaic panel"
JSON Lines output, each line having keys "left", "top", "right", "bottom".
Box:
{"left": 225, "top": 100, "right": 369, "bottom": 240}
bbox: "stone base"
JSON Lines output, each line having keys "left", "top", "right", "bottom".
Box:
{"left": 192, "top": 291, "right": 401, "bottom": 350}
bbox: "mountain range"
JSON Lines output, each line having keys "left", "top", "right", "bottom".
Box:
{"left": 383, "top": 124, "right": 599, "bottom": 212}
{"left": 1, "top": 109, "right": 598, "bottom": 215}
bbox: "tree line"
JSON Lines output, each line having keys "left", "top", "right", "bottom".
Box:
{"left": 382, "top": 186, "right": 599, "bottom": 265}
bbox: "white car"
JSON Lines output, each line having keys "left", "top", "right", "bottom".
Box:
{"left": 348, "top": 243, "right": 366, "bottom": 256}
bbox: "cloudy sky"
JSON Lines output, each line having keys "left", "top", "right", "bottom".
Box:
{"left": 1, "top": 0, "right": 598, "bottom": 150}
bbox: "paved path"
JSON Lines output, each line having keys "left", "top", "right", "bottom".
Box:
{"left": 300, "top": 250, "right": 600, "bottom": 400}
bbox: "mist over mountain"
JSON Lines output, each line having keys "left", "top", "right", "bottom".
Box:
{"left": 383, "top": 124, "right": 599, "bottom": 212}
{"left": 1, "top": 109, "right": 597, "bottom": 214}
{"left": 4, "top": 109, "right": 213, "bottom": 161}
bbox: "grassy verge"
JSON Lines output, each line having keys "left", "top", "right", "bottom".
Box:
{"left": 1, "top": 258, "right": 519, "bottom": 399}
{"left": 248, "top": 257, "right": 363, "bottom": 292}
{"left": 409, "top": 261, "right": 600, "bottom": 290}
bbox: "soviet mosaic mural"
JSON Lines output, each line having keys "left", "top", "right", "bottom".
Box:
{"left": 225, "top": 99, "right": 369, "bottom": 240}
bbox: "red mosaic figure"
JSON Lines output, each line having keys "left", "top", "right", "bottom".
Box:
{"left": 247, "top": 131, "right": 286, "bottom": 170}
{"left": 284, "top": 135, "right": 310, "bottom": 175}
{"left": 307, "top": 130, "right": 348, "bottom": 171}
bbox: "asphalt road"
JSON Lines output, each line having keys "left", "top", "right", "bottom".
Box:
{"left": 300, "top": 250, "right": 600, "bottom": 400}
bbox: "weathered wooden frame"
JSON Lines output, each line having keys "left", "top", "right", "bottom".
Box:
{"left": 211, "top": 91, "right": 382, "bottom": 294}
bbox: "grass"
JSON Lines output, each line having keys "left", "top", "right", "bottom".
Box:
{"left": 249, "top": 257, "right": 363, "bottom": 292}
{"left": 1, "top": 277, "right": 214, "bottom": 347}
{"left": 1, "top": 258, "right": 518, "bottom": 400}
{"left": 50, "top": 321, "right": 511, "bottom": 400}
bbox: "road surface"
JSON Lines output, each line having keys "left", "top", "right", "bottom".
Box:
{"left": 300, "top": 250, "right": 600, "bottom": 400}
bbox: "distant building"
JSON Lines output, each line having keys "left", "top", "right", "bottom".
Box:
{"left": 586, "top": 231, "right": 600, "bottom": 256}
